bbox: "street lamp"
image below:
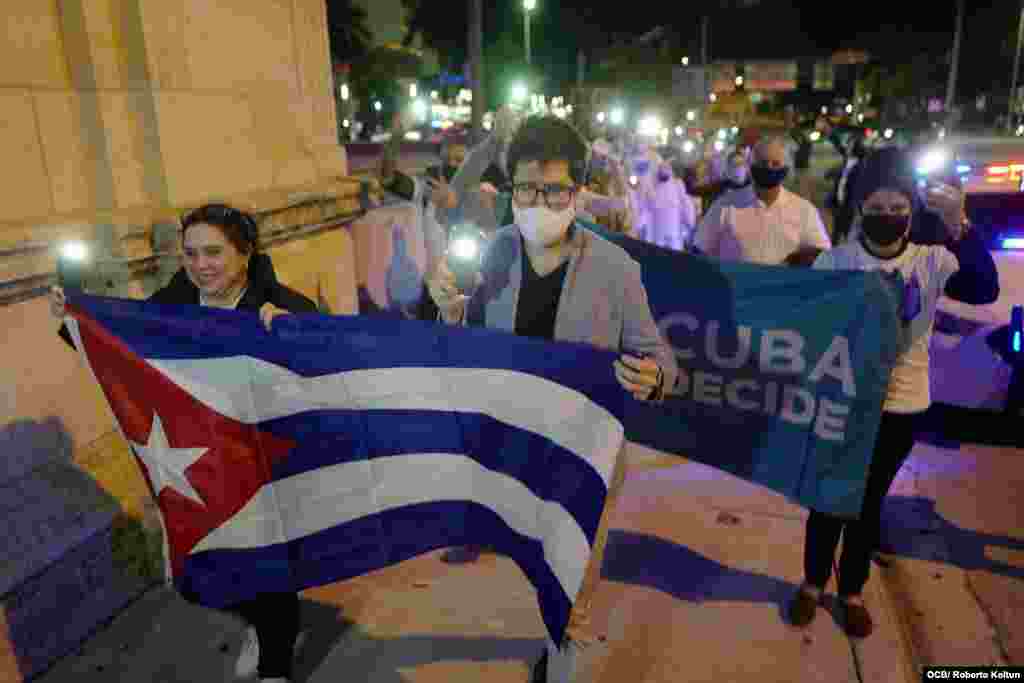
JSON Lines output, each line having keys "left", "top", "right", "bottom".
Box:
{"left": 597, "top": 111, "right": 606, "bottom": 123}
{"left": 845, "top": 104, "right": 853, "bottom": 114}
{"left": 340, "top": 84, "right": 350, "bottom": 101}
{"left": 682, "top": 56, "right": 690, "bottom": 66}
{"left": 511, "top": 82, "right": 529, "bottom": 104}
{"left": 735, "top": 75, "right": 744, "bottom": 88}
{"left": 374, "top": 101, "right": 382, "bottom": 112}
{"left": 523, "top": 0, "right": 536, "bottom": 66}
{"left": 686, "top": 110, "right": 696, "bottom": 122}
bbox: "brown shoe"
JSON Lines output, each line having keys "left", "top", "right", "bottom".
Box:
{"left": 841, "top": 599, "right": 874, "bottom": 638}
{"left": 788, "top": 588, "right": 821, "bottom": 627}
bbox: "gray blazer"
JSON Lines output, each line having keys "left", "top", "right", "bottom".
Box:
{"left": 466, "top": 223, "right": 679, "bottom": 397}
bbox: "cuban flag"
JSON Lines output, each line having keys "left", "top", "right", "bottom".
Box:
{"left": 63, "top": 294, "right": 627, "bottom": 643}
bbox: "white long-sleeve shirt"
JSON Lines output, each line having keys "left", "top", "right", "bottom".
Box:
{"left": 694, "top": 185, "right": 830, "bottom": 264}
{"left": 636, "top": 179, "right": 696, "bottom": 251}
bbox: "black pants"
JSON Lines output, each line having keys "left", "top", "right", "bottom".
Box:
{"left": 804, "top": 411, "right": 920, "bottom": 597}
{"left": 181, "top": 588, "right": 300, "bottom": 678}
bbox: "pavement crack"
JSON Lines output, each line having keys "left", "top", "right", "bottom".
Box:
{"left": 963, "top": 572, "right": 1012, "bottom": 665}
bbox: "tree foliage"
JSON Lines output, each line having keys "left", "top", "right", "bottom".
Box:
{"left": 325, "top": 0, "right": 373, "bottom": 65}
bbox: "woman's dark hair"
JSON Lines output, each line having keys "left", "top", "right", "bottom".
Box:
{"left": 506, "top": 115, "right": 589, "bottom": 185}
{"left": 180, "top": 203, "right": 259, "bottom": 254}
{"left": 848, "top": 148, "right": 921, "bottom": 213}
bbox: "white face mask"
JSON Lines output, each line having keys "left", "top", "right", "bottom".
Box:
{"left": 514, "top": 205, "right": 575, "bottom": 247}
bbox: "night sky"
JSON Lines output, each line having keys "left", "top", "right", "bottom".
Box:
{"left": 488, "top": 1, "right": 1021, "bottom": 97}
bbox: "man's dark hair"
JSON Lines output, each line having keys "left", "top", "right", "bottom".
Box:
{"left": 506, "top": 115, "right": 589, "bottom": 185}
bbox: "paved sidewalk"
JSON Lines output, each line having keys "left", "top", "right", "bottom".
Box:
{"left": 35, "top": 446, "right": 915, "bottom": 683}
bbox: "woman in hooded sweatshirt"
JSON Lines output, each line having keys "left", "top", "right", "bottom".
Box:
{"left": 788, "top": 148, "right": 999, "bottom": 638}
{"left": 51, "top": 203, "right": 317, "bottom": 683}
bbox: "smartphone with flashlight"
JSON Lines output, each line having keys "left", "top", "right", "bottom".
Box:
{"left": 57, "top": 243, "right": 88, "bottom": 293}
{"left": 446, "top": 224, "right": 485, "bottom": 293}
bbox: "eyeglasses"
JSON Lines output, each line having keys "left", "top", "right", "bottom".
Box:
{"left": 511, "top": 182, "right": 577, "bottom": 210}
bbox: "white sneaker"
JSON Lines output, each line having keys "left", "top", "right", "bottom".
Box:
{"left": 534, "top": 638, "right": 583, "bottom": 683}
{"left": 235, "top": 626, "right": 260, "bottom": 679}
{"left": 235, "top": 626, "right": 306, "bottom": 680}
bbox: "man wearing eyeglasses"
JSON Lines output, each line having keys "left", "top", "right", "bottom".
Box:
{"left": 422, "top": 115, "right": 678, "bottom": 683}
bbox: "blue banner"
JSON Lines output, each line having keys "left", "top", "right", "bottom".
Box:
{"left": 582, "top": 222, "right": 905, "bottom": 519}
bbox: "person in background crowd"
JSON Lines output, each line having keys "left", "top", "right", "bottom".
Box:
{"left": 789, "top": 116, "right": 816, "bottom": 197}
{"left": 691, "top": 148, "right": 751, "bottom": 218}
{"left": 830, "top": 135, "right": 869, "bottom": 243}
{"left": 579, "top": 150, "right": 635, "bottom": 236}
{"left": 50, "top": 204, "right": 317, "bottom": 683}
{"left": 421, "top": 114, "right": 678, "bottom": 683}
{"left": 790, "top": 148, "right": 998, "bottom": 638}
{"left": 735, "top": 127, "right": 761, "bottom": 159}
{"left": 435, "top": 107, "right": 525, "bottom": 234}
{"left": 638, "top": 158, "right": 696, "bottom": 251}
{"left": 693, "top": 135, "right": 831, "bottom": 264}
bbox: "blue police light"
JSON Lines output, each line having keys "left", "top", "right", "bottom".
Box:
{"left": 1012, "top": 306, "right": 1023, "bottom": 355}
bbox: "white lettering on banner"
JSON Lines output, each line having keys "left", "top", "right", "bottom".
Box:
{"left": 809, "top": 336, "right": 857, "bottom": 398}
{"left": 815, "top": 399, "right": 849, "bottom": 441}
{"left": 659, "top": 313, "right": 700, "bottom": 361}
{"left": 671, "top": 374, "right": 850, "bottom": 440}
{"left": 705, "top": 321, "right": 752, "bottom": 369}
{"left": 780, "top": 386, "right": 815, "bottom": 425}
{"left": 657, "top": 313, "right": 857, "bottom": 443}
{"left": 725, "top": 379, "right": 760, "bottom": 412}
{"left": 693, "top": 372, "right": 723, "bottom": 406}
{"left": 764, "top": 381, "right": 779, "bottom": 416}
{"left": 760, "top": 330, "right": 806, "bottom": 375}
{"left": 657, "top": 314, "right": 856, "bottom": 394}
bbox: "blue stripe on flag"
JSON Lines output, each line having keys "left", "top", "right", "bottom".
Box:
{"left": 180, "top": 500, "right": 573, "bottom": 641}
{"left": 262, "top": 409, "right": 608, "bottom": 543}
{"left": 68, "top": 294, "right": 625, "bottom": 421}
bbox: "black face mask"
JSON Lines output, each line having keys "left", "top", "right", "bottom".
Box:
{"left": 751, "top": 165, "right": 789, "bottom": 189}
{"left": 861, "top": 214, "right": 910, "bottom": 247}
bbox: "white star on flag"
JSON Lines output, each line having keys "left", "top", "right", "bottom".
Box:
{"left": 130, "top": 413, "right": 208, "bottom": 505}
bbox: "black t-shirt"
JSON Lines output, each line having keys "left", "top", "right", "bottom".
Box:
{"left": 514, "top": 248, "right": 569, "bottom": 341}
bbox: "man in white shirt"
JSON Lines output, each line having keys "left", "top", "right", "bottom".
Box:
{"left": 643, "top": 159, "right": 697, "bottom": 250}
{"left": 693, "top": 136, "right": 831, "bottom": 264}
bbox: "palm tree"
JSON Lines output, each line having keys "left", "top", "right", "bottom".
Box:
{"left": 400, "top": 0, "right": 467, "bottom": 71}
{"left": 325, "top": 0, "right": 373, "bottom": 65}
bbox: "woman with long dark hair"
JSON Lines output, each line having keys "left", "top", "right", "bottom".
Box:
{"left": 788, "top": 149, "right": 999, "bottom": 638}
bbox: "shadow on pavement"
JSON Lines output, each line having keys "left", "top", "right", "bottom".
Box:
{"left": 600, "top": 529, "right": 796, "bottom": 606}
{"left": 879, "top": 495, "right": 1024, "bottom": 581}
{"left": 293, "top": 599, "right": 543, "bottom": 683}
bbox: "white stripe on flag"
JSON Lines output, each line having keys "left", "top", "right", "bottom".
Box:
{"left": 190, "top": 452, "right": 590, "bottom": 603}
{"left": 148, "top": 357, "right": 624, "bottom": 486}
